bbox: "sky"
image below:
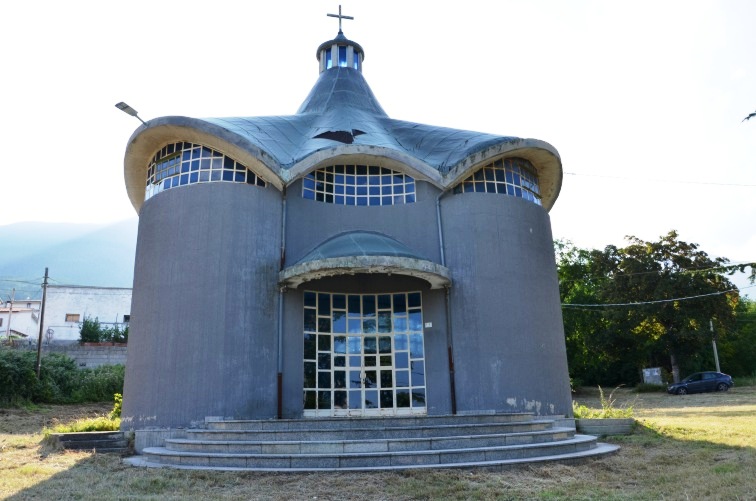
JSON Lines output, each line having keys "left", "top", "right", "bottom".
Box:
{"left": 2, "top": 0, "right": 755, "bottom": 290}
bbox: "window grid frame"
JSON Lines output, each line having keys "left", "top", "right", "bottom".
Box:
{"left": 303, "top": 291, "right": 426, "bottom": 415}
{"left": 145, "top": 142, "right": 266, "bottom": 201}
{"left": 302, "top": 165, "right": 417, "bottom": 207}
{"left": 453, "top": 157, "right": 542, "bottom": 205}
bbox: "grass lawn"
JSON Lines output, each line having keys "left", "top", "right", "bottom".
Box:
{"left": 1, "top": 387, "right": 754, "bottom": 500}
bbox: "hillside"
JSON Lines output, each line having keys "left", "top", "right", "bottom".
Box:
{"left": 0, "top": 219, "right": 138, "bottom": 299}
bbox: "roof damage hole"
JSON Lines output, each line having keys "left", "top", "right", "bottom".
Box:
{"left": 314, "top": 129, "right": 366, "bottom": 144}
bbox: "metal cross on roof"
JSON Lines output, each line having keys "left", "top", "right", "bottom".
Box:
{"left": 327, "top": 5, "right": 354, "bottom": 33}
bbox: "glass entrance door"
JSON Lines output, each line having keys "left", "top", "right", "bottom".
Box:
{"left": 303, "top": 291, "right": 427, "bottom": 417}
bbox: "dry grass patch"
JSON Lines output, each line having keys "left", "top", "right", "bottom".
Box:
{"left": 1, "top": 389, "right": 754, "bottom": 500}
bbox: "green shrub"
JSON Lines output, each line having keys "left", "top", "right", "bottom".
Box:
{"left": 109, "top": 393, "right": 122, "bottom": 419}
{"left": 572, "top": 385, "right": 634, "bottom": 418}
{"left": 0, "top": 351, "right": 39, "bottom": 405}
{"left": 0, "top": 351, "right": 124, "bottom": 406}
{"left": 79, "top": 317, "right": 102, "bottom": 343}
{"left": 45, "top": 415, "right": 120, "bottom": 434}
{"left": 79, "top": 317, "right": 127, "bottom": 344}
{"left": 72, "top": 365, "right": 125, "bottom": 402}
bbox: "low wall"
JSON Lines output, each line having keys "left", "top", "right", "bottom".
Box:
{"left": 15, "top": 343, "right": 128, "bottom": 368}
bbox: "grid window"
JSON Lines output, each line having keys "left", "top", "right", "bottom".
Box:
{"left": 302, "top": 165, "right": 416, "bottom": 206}
{"left": 303, "top": 291, "right": 426, "bottom": 415}
{"left": 453, "top": 157, "right": 541, "bottom": 206}
{"left": 65, "top": 314, "right": 80, "bottom": 322}
{"left": 145, "top": 142, "right": 266, "bottom": 201}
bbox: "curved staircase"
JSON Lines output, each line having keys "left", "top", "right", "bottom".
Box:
{"left": 124, "top": 413, "right": 618, "bottom": 471}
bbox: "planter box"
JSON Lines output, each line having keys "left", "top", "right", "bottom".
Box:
{"left": 575, "top": 418, "right": 635, "bottom": 436}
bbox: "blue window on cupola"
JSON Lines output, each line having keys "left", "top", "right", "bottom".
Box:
{"left": 338, "top": 46, "right": 348, "bottom": 67}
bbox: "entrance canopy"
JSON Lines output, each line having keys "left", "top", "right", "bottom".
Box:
{"left": 280, "top": 231, "right": 451, "bottom": 289}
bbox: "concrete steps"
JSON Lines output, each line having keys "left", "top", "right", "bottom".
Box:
{"left": 50, "top": 431, "right": 129, "bottom": 454}
{"left": 125, "top": 414, "right": 619, "bottom": 471}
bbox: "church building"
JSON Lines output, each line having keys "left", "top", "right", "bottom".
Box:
{"left": 120, "top": 12, "right": 571, "bottom": 435}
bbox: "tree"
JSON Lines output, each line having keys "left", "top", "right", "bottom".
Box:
{"left": 595, "top": 231, "right": 738, "bottom": 382}
{"left": 558, "top": 231, "right": 746, "bottom": 385}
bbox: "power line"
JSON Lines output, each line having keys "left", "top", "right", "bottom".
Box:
{"left": 564, "top": 172, "right": 756, "bottom": 187}
{"left": 561, "top": 285, "right": 753, "bottom": 308}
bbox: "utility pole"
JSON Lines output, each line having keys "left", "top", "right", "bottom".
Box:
{"left": 6, "top": 288, "right": 14, "bottom": 343}
{"left": 710, "top": 319, "right": 721, "bottom": 373}
{"left": 36, "top": 268, "right": 49, "bottom": 379}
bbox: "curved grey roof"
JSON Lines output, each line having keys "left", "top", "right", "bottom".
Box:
{"left": 295, "top": 231, "right": 426, "bottom": 263}
{"left": 124, "top": 37, "right": 562, "bottom": 212}
{"left": 279, "top": 231, "right": 451, "bottom": 289}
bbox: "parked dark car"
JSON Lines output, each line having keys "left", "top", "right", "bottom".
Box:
{"left": 667, "top": 371, "right": 734, "bottom": 395}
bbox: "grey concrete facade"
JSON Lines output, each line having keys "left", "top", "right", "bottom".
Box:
{"left": 120, "top": 27, "right": 571, "bottom": 432}
{"left": 121, "top": 182, "right": 282, "bottom": 429}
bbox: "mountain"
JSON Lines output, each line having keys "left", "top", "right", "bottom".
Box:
{"left": 0, "top": 218, "right": 139, "bottom": 299}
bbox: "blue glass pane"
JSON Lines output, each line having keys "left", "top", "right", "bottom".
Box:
{"left": 394, "top": 334, "right": 408, "bottom": 351}
{"left": 364, "top": 337, "right": 377, "bottom": 354}
{"left": 410, "top": 334, "right": 424, "bottom": 359}
{"left": 395, "top": 351, "right": 409, "bottom": 369}
{"left": 409, "top": 310, "right": 422, "bottom": 331}
{"left": 394, "top": 316, "right": 407, "bottom": 332}
{"left": 332, "top": 311, "right": 346, "bottom": 333}
{"left": 348, "top": 319, "right": 362, "bottom": 334}
{"left": 396, "top": 370, "right": 409, "bottom": 387}
{"left": 378, "top": 312, "right": 392, "bottom": 333}
{"left": 362, "top": 319, "right": 376, "bottom": 333}
{"left": 412, "top": 389, "right": 426, "bottom": 407}
{"left": 333, "top": 336, "right": 346, "bottom": 354}
{"left": 347, "top": 336, "right": 361, "bottom": 354}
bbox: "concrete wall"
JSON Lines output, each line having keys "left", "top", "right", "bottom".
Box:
{"left": 42, "top": 285, "right": 132, "bottom": 342}
{"left": 285, "top": 179, "right": 441, "bottom": 265}
{"left": 442, "top": 193, "right": 573, "bottom": 417}
{"left": 43, "top": 344, "right": 127, "bottom": 368}
{"left": 121, "top": 182, "right": 282, "bottom": 429}
{"left": 123, "top": 175, "right": 572, "bottom": 429}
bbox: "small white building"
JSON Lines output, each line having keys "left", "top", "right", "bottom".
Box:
{"left": 41, "top": 285, "right": 132, "bottom": 344}
{"left": 1, "top": 299, "right": 42, "bottom": 343}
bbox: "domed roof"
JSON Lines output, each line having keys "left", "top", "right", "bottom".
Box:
{"left": 123, "top": 30, "right": 562, "bottom": 212}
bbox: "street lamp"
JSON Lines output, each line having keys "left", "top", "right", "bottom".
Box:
{"left": 115, "top": 102, "right": 147, "bottom": 125}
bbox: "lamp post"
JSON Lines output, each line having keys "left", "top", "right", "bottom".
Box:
{"left": 115, "top": 102, "right": 147, "bottom": 125}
